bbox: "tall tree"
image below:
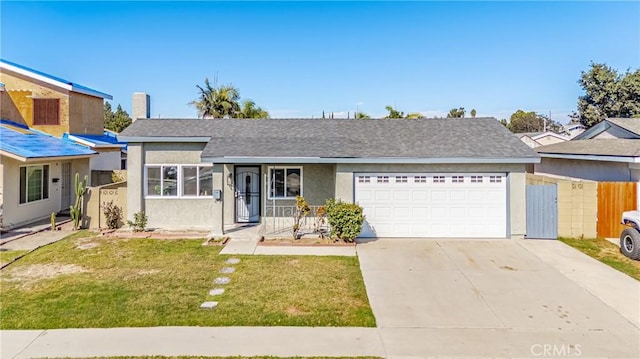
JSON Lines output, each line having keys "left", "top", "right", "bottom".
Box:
{"left": 470, "top": 109, "right": 477, "bottom": 118}
{"left": 104, "top": 102, "right": 132, "bottom": 133}
{"left": 447, "top": 107, "right": 465, "bottom": 118}
{"left": 507, "top": 110, "right": 562, "bottom": 133}
{"left": 384, "top": 105, "right": 404, "bottom": 119}
{"left": 238, "top": 100, "right": 269, "bottom": 119}
{"left": 190, "top": 78, "right": 241, "bottom": 118}
{"left": 578, "top": 62, "right": 640, "bottom": 127}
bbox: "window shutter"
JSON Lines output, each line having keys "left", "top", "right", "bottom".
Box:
{"left": 33, "top": 99, "right": 60, "bottom": 125}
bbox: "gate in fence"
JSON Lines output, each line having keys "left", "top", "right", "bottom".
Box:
{"left": 526, "top": 184, "right": 558, "bottom": 239}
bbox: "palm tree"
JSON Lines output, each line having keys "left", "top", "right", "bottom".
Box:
{"left": 356, "top": 112, "right": 371, "bottom": 119}
{"left": 190, "top": 78, "right": 241, "bottom": 118}
{"left": 238, "top": 100, "right": 270, "bottom": 119}
{"left": 406, "top": 112, "right": 425, "bottom": 119}
{"left": 384, "top": 105, "right": 404, "bottom": 119}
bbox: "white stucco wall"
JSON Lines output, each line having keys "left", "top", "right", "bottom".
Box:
{"left": 0, "top": 156, "right": 90, "bottom": 228}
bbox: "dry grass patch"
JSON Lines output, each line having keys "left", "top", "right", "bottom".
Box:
{"left": 1, "top": 232, "right": 374, "bottom": 329}
{"left": 560, "top": 237, "right": 640, "bottom": 281}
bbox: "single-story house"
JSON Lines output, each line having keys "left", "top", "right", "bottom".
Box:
{"left": 516, "top": 131, "right": 569, "bottom": 148}
{"left": 0, "top": 120, "right": 95, "bottom": 229}
{"left": 119, "top": 118, "right": 540, "bottom": 239}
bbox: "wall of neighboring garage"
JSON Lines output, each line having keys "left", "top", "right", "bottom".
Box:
{"left": 535, "top": 157, "right": 632, "bottom": 182}
{"left": 335, "top": 163, "right": 528, "bottom": 239}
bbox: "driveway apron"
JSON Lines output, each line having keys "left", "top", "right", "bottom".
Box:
{"left": 357, "top": 238, "right": 640, "bottom": 358}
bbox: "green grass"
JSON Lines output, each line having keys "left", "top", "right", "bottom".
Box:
{"left": 559, "top": 237, "right": 640, "bottom": 281}
{"left": 0, "top": 249, "right": 29, "bottom": 263}
{"left": 46, "top": 357, "right": 381, "bottom": 359}
{"left": 0, "top": 233, "right": 375, "bottom": 329}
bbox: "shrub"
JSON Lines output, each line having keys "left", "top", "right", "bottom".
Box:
{"left": 325, "top": 199, "right": 365, "bottom": 242}
{"left": 127, "top": 211, "right": 148, "bottom": 232}
{"left": 101, "top": 200, "right": 123, "bottom": 229}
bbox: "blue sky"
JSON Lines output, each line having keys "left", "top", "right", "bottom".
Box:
{"left": 1, "top": 1, "right": 639, "bottom": 123}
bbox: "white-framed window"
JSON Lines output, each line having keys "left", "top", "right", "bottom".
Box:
{"left": 414, "top": 176, "right": 427, "bottom": 183}
{"left": 433, "top": 176, "right": 445, "bottom": 183}
{"left": 452, "top": 176, "right": 465, "bottom": 183}
{"left": 145, "top": 164, "right": 213, "bottom": 198}
{"left": 358, "top": 176, "right": 371, "bottom": 183}
{"left": 470, "top": 175, "right": 483, "bottom": 183}
{"left": 395, "top": 176, "right": 408, "bottom": 183}
{"left": 269, "top": 167, "right": 302, "bottom": 199}
{"left": 377, "top": 176, "right": 389, "bottom": 183}
{"left": 489, "top": 176, "right": 502, "bottom": 183}
{"left": 19, "top": 164, "right": 49, "bottom": 204}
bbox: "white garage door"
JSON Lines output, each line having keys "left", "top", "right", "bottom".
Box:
{"left": 355, "top": 173, "right": 507, "bottom": 238}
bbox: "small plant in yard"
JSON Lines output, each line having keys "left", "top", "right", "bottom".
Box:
{"left": 292, "top": 195, "right": 311, "bottom": 240}
{"left": 70, "top": 173, "right": 88, "bottom": 230}
{"left": 101, "top": 200, "right": 123, "bottom": 229}
{"left": 325, "top": 199, "right": 365, "bottom": 242}
{"left": 127, "top": 210, "right": 148, "bottom": 232}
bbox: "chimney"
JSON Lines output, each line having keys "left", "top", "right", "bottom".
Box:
{"left": 132, "top": 92, "right": 150, "bottom": 121}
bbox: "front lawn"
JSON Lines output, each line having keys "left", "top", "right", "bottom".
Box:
{"left": 0, "top": 232, "right": 375, "bottom": 329}
{"left": 0, "top": 249, "right": 29, "bottom": 264}
{"left": 559, "top": 237, "right": 640, "bottom": 281}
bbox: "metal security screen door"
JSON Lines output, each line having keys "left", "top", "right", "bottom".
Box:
{"left": 235, "top": 167, "right": 260, "bottom": 222}
{"left": 61, "top": 162, "right": 72, "bottom": 210}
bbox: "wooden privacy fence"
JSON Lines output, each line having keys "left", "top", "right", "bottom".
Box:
{"left": 83, "top": 181, "right": 128, "bottom": 229}
{"left": 597, "top": 182, "right": 637, "bottom": 238}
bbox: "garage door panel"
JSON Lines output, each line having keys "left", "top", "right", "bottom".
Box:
{"left": 413, "top": 191, "right": 428, "bottom": 201}
{"left": 394, "top": 207, "right": 412, "bottom": 217}
{"left": 431, "top": 191, "right": 448, "bottom": 201}
{"left": 356, "top": 173, "right": 507, "bottom": 238}
{"left": 393, "top": 190, "right": 411, "bottom": 201}
{"left": 449, "top": 191, "right": 467, "bottom": 201}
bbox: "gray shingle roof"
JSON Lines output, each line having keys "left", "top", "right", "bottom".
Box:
{"left": 120, "top": 118, "right": 538, "bottom": 160}
{"left": 608, "top": 118, "right": 640, "bottom": 136}
{"left": 536, "top": 139, "right": 640, "bottom": 157}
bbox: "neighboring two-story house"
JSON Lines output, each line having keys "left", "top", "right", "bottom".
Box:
{"left": 0, "top": 59, "right": 117, "bottom": 228}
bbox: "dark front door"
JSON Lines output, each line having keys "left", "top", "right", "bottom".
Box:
{"left": 235, "top": 167, "right": 260, "bottom": 223}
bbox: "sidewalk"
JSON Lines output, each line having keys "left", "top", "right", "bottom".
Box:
{"left": 2, "top": 327, "right": 384, "bottom": 358}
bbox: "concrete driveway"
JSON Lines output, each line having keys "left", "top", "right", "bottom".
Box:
{"left": 357, "top": 238, "right": 640, "bottom": 358}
